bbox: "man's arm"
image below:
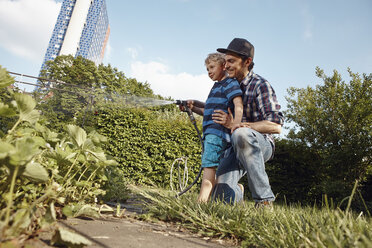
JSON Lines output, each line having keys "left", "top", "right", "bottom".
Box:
{"left": 239, "top": 120, "right": 282, "bottom": 134}
{"left": 212, "top": 110, "right": 282, "bottom": 134}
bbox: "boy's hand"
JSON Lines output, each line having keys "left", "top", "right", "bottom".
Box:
{"left": 187, "top": 100, "right": 194, "bottom": 110}
{"left": 179, "top": 100, "right": 194, "bottom": 111}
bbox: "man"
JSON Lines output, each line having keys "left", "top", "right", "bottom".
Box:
{"left": 211, "top": 38, "right": 284, "bottom": 207}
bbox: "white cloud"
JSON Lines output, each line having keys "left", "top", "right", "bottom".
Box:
{"left": 130, "top": 61, "right": 212, "bottom": 101}
{"left": 0, "top": 0, "right": 61, "bottom": 61}
{"left": 300, "top": 3, "right": 314, "bottom": 41}
{"left": 127, "top": 47, "right": 142, "bottom": 59}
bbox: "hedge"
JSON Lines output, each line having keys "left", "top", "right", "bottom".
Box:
{"left": 95, "top": 107, "right": 202, "bottom": 188}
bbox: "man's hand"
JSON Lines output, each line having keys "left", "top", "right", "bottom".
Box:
{"left": 230, "top": 123, "right": 241, "bottom": 133}
{"left": 212, "top": 108, "right": 233, "bottom": 129}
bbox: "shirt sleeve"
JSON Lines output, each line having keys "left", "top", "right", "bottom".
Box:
{"left": 256, "top": 81, "right": 284, "bottom": 125}
{"left": 224, "top": 79, "right": 242, "bottom": 102}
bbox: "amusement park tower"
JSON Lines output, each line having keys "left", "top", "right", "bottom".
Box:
{"left": 40, "top": 0, "right": 110, "bottom": 72}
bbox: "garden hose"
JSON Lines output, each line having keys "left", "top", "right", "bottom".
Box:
{"left": 173, "top": 100, "right": 204, "bottom": 197}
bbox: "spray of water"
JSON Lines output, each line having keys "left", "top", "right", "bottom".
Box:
{"left": 100, "top": 94, "right": 176, "bottom": 108}
{"left": 8, "top": 71, "right": 178, "bottom": 109}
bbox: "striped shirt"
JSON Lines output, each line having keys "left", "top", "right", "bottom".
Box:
{"left": 203, "top": 77, "right": 242, "bottom": 142}
{"left": 240, "top": 70, "right": 284, "bottom": 146}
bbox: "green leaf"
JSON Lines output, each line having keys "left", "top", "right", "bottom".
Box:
{"left": 20, "top": 109, "right": 40, "bottom": 124}
{"left": 86, "top": 150, "right": 106, "bottom": 162}
{"left": 104, "top": 159, "right": 118, "bottom": 166}
{"left": 6, "top": 209, "right": 31, "bottom": 237}
{"left": 44, "top": 128, "right": 60, "bottom": 143}
{"left": 67, "top": 124, "right": 87, "bottom": 148}
{"left": 82, "top": 139, "right": 95, "bottom": 152}
{"left": 41, "top": 203, "right": 57, "bottom": 228}
{"left": 0, "top": 102, "right": 16, "bottom": 117}
{"left": 0, "top": 66, "right": 14, "bottom": 88}
{"left": 73, "top": 204, "right": 100, "bottom": 219}
{"left": 62, "top": 203, "right": 100, "bottom": 219}
{"left": 88, "top": 130, "right": 108, "bottom": 144}
{"left": 9, "top": 137, "right": 39, "bottom": 166}
{"left": 51, "top": 227, "right": 92, "bottom": 248}
{"left": 12, "top": 93, "right": 40, "bottom": 124}
{"left": 32, "top": 136, "right": 46, "bottom": 148}
{"left": 0, "top": 141, "right": 15, "bottom": 159}
{"left": 22, "top": 162, "right": 49, "bottom": 182}
{"left": 62, "top": 205, "right": 74, "bottom": 217}
{"left": 14, "top": 93, "right": 35, "bottom": 114}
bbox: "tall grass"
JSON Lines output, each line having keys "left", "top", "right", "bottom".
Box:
{"left": 132, "top": 186, "right": 372, "bottom": 247}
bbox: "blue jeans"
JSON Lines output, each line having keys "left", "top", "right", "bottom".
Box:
{"left": 212, "top": 127, "right": 275, "bottom": 203}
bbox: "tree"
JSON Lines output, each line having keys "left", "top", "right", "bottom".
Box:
{"left": 36, "top": 55, "right": 156, "bottom": 130}
{"left": 285, "top": 67, "right": 372, "bottom": 200}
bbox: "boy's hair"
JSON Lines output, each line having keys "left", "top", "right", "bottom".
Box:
{"left": 205, "top": 53, "right": 225, "bottom": 66}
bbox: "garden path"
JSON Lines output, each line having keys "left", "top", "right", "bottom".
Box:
{"left": 56, "top": 197, "right": 235, "bottom": 248}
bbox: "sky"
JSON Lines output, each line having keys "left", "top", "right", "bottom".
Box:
{"left": 0, "top": 0, "right": 371, "bottom": 134}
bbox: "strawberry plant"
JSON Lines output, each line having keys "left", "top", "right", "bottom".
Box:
{"left": 0, "top": 66, "right": 115, "bottom": 245}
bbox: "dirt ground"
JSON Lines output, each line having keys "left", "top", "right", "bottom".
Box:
{"left": 38, "top": 197, "right": 236, "bottom": 248}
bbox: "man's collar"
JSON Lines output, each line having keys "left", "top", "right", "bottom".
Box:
{"left": 240, "top": 70, "right": 254, "bottom": 86}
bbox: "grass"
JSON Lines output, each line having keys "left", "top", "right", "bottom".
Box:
{"left": 131, "top": 186, "right": 372, "bottom": 248}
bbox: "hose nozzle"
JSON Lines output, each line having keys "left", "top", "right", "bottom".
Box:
{"left": 175, "top": 100, "right": 195, "bottom": 122}
{"left": 174, "top": 100, "right": 187, "bottom": 106}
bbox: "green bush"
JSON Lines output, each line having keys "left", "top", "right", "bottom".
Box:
{"left": 266, "top": 139, "right": 322, "bottom": 203}
{"left": 95, "top": 106, "right": 203, "bottom": 188}
{"left": 285, "top": 68, "right": 372, "bottom": 201}
{"left": 102, "top": 166, "right": 131, "bottom": 203}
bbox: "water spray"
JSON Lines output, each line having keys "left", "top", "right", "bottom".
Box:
{"left": 172, "top": 100, "right": 204, "bottom": 197}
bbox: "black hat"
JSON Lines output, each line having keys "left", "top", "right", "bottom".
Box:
{"left": 217, "top": 38, "right": 254, "bottom": 59}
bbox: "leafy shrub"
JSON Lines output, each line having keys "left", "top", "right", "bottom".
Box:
{"left": 265, "top": 139, "right": 323, "bottom": 203}
{"left": 102, "top": 166, "right": 131, "bottom": 203}
{"left": 285, "top": 68, "right": 372, "bottom": 201}
{"left": 95, "top": 106, "right": 203, "bottom": 188}
{"left": 0, "top": 66, "right": 115, "bottom": 242}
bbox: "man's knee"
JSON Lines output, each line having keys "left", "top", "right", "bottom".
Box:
{"left": 232, "top": 128, "right": 258, "bottom": 150}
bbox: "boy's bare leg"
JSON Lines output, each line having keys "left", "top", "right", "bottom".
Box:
{"left": 197, "top": 167, "right": 217, "bottom": 202}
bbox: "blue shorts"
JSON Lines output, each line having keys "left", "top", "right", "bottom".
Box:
{"left": 201, "top": 134, "right": 228, "bottom": 168}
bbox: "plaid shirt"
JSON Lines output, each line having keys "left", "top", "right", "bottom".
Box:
{"left": 239, "top": 70, "right": 284, "bottom": 147}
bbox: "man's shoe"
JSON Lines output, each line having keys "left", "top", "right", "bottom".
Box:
{"left": 254, "top": 200, "right": 273, "bottom": 210}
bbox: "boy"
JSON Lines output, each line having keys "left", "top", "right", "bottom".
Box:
{"left": 186, "top": 53, "right": 243, "bottom": 202}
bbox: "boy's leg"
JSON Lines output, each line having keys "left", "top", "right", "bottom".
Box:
{"left": 200, "top": 134, "right": 227, "bottom": 202}
{"left": 197, "top": 167, "right": 217, "bottom": 202}
{"left": 231, "top": 127, "right": 274, "bottom": 202}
